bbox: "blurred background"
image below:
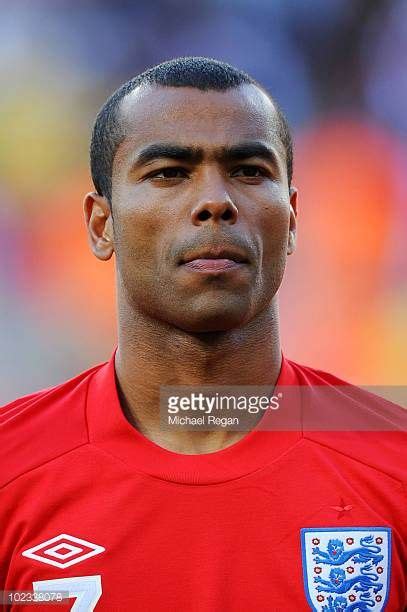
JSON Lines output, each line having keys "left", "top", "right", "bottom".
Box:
{"left": 1, "top": 0, "right": 406, "bottom": 402}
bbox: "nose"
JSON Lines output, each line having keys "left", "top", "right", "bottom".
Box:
{"left": 190, "top": 177, "right": 238, "bottom": 226}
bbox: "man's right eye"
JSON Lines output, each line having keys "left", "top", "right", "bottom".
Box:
{"left": 149, "top": 167, "right": 188, "bottom": 179}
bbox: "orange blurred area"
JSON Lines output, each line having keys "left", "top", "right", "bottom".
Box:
{"left": 280, "top": 118, "right": 407, "bottom": 383}
{"left": 29, "top": 171, "right": 116, "bottom": 331}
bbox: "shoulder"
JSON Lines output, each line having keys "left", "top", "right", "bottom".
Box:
{"left": 286, "top": 358, "right": 407, "bottom": 484}
{"left": 0, "top": 360, "right": 107, "bottom": 488}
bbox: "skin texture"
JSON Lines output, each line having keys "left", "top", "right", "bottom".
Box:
{"left": 84, "top": 83, "right": 298, "bottom": 453}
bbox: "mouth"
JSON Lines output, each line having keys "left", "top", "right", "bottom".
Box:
{"left": 179, "top": 248, "right": 249, "bottom": 274}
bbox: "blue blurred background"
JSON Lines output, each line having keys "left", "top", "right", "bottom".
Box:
{"left": 1, "top": 0, "right": 406, "bottom": 402}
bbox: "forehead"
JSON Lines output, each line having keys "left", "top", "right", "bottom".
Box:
{"left": 116, "top": 83, "right": 284, "bottom": 160}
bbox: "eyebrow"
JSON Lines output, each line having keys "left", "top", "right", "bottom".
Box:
{"left": 131, "top": 141, "right": 280, "bottom": 169}
{"left": 219, "top": 142, "right": 279, "bottom": 166}
{"left": 132, "top": 144, "right": 203, "bottom": 167}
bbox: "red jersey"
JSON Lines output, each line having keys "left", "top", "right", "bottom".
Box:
{"left": 1, "top": 350, "right": 406, "bottom": 611}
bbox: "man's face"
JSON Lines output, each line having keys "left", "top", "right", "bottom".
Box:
{"left": 104, "top": 83, "right": 297, "bottom": 332}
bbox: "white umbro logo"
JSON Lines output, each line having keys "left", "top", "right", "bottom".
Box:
{"left": 22, "top": 533, "right": 105, "bottom": 568}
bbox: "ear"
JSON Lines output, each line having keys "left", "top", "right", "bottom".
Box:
{"left": 287, "top": 186, "right": 298, "bottom": 256}
{"left": 83, "top": 192, "right": 114, "bottom": 261}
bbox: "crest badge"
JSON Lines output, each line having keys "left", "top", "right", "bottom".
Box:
{"left": 300, "top": 527, "right": 391, "bottom": 611}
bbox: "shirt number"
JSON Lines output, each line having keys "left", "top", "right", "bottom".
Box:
{"left": 33, "top": 575, "right": 102, "bottom": 611}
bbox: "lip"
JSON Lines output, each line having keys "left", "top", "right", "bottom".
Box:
{"left": 183, "top": 258, "right": 244, "bottom": 273}
{"left": 179, "top": 248, "right": 249, "bottom": 266}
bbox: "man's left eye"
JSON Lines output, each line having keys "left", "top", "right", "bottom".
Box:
{"left": 230, "top": 166, "right": 266, "bottom": 178}
{"left": 150, "top": 168, "right": 188, "bottom": 179}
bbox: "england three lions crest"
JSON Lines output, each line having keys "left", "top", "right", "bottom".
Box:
{"left": 301, "top": 527, "right": 391, "bottom": 611}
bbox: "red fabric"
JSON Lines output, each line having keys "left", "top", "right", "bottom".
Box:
{"left": 0, "top": 350, "right": 406, "bottom": 611}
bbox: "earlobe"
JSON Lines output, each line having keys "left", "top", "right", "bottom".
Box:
{"left": 287, "top": 229, "right": 296, "bottom": 255}
{"left": 83, "top": 192, "right": 114, "bottom": 261}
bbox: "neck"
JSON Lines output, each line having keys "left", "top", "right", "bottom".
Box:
{"left": 114, "top": 299, "right": 282, "bottom": 454}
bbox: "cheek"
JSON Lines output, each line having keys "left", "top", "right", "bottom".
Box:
{"left": 113, "top": 191, "right": 165, "bottom": 266}
{"left": 259, "top": 198, "right": 290, "bottom": 262}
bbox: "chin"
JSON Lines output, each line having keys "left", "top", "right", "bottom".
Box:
{"left": 147, "top": 291, "right": 262, "bottom": 333}
{"left": 172, "top": 307, "right": 251, "bottom": 334}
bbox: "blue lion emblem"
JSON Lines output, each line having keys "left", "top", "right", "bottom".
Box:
{"left": 313, "top": 536, "right": 383, "bottom": 566}
{"left": 321, "top": 595, "right": 375, "bottom": 611}
{"left": 314, "top": 564, "right": 383, "bottom": 595}
{"left": 301, "top": 527, "right": 391, "bottom": 611}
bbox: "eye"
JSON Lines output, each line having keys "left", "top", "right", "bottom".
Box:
{"left": 148, "top": 167, "right": 189, "bottom": 179}
{"left": 230, "top": 165, "right": 268, "bottom": 178}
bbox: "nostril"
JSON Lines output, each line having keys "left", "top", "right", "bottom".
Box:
{"left": 197, "top": 210, "right": 211, "bottom": 221}
{"left": 221, "top": 209, "right": 233, "bottom": 221}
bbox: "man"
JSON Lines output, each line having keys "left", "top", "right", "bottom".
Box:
{"left": 0, "top": 57, "right": 405, "bottom": 611}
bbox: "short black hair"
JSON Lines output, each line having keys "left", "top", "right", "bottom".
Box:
{"left": 90, "top": 57, "right": 293, "bottom": 205}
